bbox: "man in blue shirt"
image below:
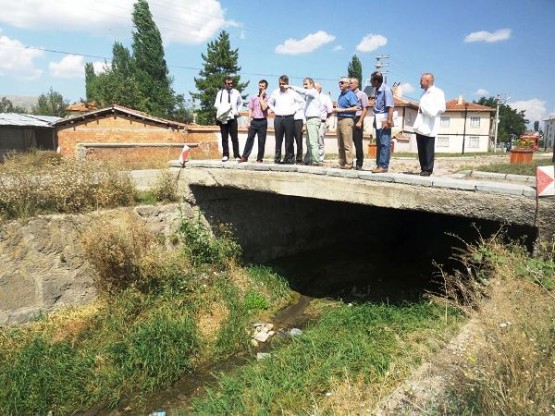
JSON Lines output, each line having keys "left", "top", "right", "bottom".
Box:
{"left": 333, "top": 77, "right": 358, "bottom": 169}
{"left": 370, "top": 72, "right": 394, "bottom": 173}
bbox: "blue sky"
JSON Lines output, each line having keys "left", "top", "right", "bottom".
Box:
{"left": 0, "top": 0, "right": 554, "bottom": 125}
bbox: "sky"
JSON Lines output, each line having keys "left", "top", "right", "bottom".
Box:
{"left": 0, "top": 0, "right": 554, "bottom": 125}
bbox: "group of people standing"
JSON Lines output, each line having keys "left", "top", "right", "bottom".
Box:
{"left": 214, "top": 71, "right": 445, "bottom": 176}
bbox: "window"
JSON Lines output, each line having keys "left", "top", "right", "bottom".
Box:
{"left": 440, "top": 117, "right": 450, "bottom": 127}
{"left": 437, "top": 136, "right": 449, "bottom": 147}
{"left": 470, "top": 116, "right": 480, "bottom": 128}
{"left": 468, "top": 136, "right": 480, "bottom": 148}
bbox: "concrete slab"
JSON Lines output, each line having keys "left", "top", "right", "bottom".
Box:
{"left": 393, "top": 175, "right": 434, "bottom": 187}
{"left": 432, "top": 177, "right": 477, "bottom": 191}
{"left": 269, "top": 164, "right": 298, "bottom": 172}
{"left": 475, "top": 181, "right": 531, "bottom": 196}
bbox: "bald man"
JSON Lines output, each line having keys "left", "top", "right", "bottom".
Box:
{"left": 413, "top": 73, "right": 446, "bottom": 176}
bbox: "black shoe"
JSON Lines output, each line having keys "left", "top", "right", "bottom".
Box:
{"left": 274, "top": 160, "right": 283, "bottom": 164}
{"left": 419, "top": 171, "right": 432, "bottom": 177}
{"left": 355, "top": 165, "right": 362, "bottom": 171}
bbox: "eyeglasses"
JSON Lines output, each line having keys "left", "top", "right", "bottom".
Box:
{"left": 338, "top": 81, "right": 347, "bottom": 84}
{"left": 279, "top": 83, "right": 286, "bottom": 86}
{"left": 225, "top": 82, "right": 233, "bottom": 85}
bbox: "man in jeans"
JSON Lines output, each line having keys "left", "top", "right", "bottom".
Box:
{"left": 239, "top": 79, "right": 269, "bottom": 163}
{"left": 370, "top": 71, "right": 394, "bottom": 173}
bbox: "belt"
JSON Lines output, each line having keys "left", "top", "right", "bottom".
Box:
{"left": 275, "top": 114, "right": 294, "bottom": 118}
{"left": 252, "top": 118, "right": 267, "bottom": 120}
{"left": 337, "top": 116, "right": 354, "bottom": 120}
{"left": 321, "top": 119, "right": 327, "bottom": 122}
{"left": 306, "top": 116, "right": 320, "bottom": 120}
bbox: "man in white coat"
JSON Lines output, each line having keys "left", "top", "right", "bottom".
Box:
{"left": 413, "top": 73, "right": 446, "bottom": 176}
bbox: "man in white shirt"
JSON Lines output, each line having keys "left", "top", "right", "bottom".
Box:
{"left": 315, "top": 82, "right": 334, "bottom": 163}
{"left": 214, "top": 76, "right": 243, "bottom": 162}
{"left": 413, "top": 73, "right": 446, "bottom": 176}
{"left": 267, "top": 75, "right": 304, "bottom": 164}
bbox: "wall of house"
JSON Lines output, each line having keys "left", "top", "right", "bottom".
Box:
{"left": 435, "top": 111, "right": 491, "bottom": 153}
{"left": 56, "top": 115, "right": 220, "bottom": 164}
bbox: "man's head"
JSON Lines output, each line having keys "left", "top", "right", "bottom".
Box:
{"left": 370, "top": 71, "right": 383, "bottom": 88}
{"left": 338, "top": 77, "right": 350, "bottom": 92}
{"left": 303, "top": 77, "right": 315, "bottom": 89}
{"left": 224, "top": 76, "right": 234, "bottom": 90}
{"left": 279, "top": 75, "right": 289, "bottom": 91}
{"left": 349, "top": 78, "right": 360, "bottom": 91}
{"left": 314, "top": 82, "right": 323, "bottom": 93}
{"left": 420, "top": 73, "right": 434, "bottom": 90}
{"left": 258, "top": 79, "right": 268, "bottom": 91}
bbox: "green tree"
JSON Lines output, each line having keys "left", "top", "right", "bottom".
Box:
{"left": 131, "top": 0, "right": 177, "bottom": 118}
{"left": 0, "top": 97, "right": 27, "bottom": 113}
{"left": 347, "top": 55, "right": 363, "bottom": 88}
{"left": 31, "top": 88, "right": 68, "bottom": 117}
{"left": 192, "top": 30, "right": 248, "bottom": 125}
{"left": 84, "top": 1, "right": 185, "bottom": 121}
{"left": 476, "top": 97, "right": 528, "bottom": 143}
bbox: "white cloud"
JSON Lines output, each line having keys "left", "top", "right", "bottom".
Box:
{"left": 0, "top": 34, "right": 43, "bottom": 79}
{"left": 49, "top": 55, "right": 85, "bottom": 78}
{"left": 356, "top": 34, "right": 387, "bottom": 53}
{"left": 464, "top": 28, "right": 511, "bottom": 43}
{"left": 275, "top": 31, "right": 335, "bottom": 55}
{"left": 333, "top": 45, "right": 344, "bottom": 52}
{"left": 0, "top": 0, "right": 228, "bottom": 45}
{"left": 399, "top": 83, "right": 415, "bottom": 95}
{"left": 92, "top": 61, "right": 109, "bottom": 74}
{"left": 511, "top": 98, "right": 547, "bottom": 123}
{"left": 474, "top": 88, "right": 489, "bottom": 96}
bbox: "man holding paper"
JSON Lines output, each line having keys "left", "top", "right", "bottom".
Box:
{"left": 370, "top": 71, "right": 394, "bottom": 173}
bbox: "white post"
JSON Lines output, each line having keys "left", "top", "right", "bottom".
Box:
{"left": 493, "top": 98, "right": 500, "bottom": 153}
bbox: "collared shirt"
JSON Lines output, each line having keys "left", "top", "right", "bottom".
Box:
{"left": 267, "top": 88, "right": 304, "bottom": 116}
{"left": 414, "top": 84, "right": 446, "bottom": 137}
{"left": 336, "top": 90, "right": 358, "bottom": 118}
{"left": 354, "top": 89, "right": 369, "bottom": 117}
{"left": 248, "top": 93, "right": 269, "bottom": 119}
{"left": 373, "top": 83, "right": 394, "bottom": 115}
{"left": 290, "top": 86, "right": 321, "bottom": 119}
{"left": 319, "top": 92, "right": 334, "bottom": 120}
{"left": 214, "top": 88, "right": 243, "bottom": 117}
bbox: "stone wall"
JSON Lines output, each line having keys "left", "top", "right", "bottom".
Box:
{"left": 0, "top": 204, "right": 188, "bottom": 326}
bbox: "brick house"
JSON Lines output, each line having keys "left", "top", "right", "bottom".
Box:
{"left": 54, "top": 105, "right": 220, "bottom": 165}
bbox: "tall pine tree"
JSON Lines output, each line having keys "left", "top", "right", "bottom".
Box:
{"left": 85, "top": 0, "right": 184, "bottom": 120}
{"left": 131, "top": 0, "right": 176, "bottom": 118}
{"left": 192, "top": 31, "right": 248, "bottom": 125}
{"left": 347, "top": 55, "right": 363, "bottom": 88}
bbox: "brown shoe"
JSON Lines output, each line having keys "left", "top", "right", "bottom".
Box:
{"left": 340, "top": 165, "right": 352, "bottom": 170}
{"left": 238, "top": 157, "right": 248, "bottom": 163}
{"left": 371, "top": 166, "right": 388, "bottom": 173}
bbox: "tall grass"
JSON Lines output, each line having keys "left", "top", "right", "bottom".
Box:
{"left": 0, "top": 151, "right": 136, "bottom": 220}
{"left": 433, "top": 238, "right": 555, "bottom": 415}
{"left": 187, "top": 302, "right": 461, "bottom": 415}
{"left": 0, "top": 215, "right": 291, "bottom": 415}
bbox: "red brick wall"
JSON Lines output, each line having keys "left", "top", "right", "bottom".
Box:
{"left": 56, "top": 115, "right": 221, "bottom": 163}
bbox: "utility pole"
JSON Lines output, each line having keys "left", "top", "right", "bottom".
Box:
{"left": 375, "top": 55, "right": 390, "bottom": 84}
{"left": 493, "top": 94, "right": 509, "bottom": 153}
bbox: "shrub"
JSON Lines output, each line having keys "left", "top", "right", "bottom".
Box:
{"left": 153, "top": 169, "right": 179, "bottom": 202}
{"left": 178, "top": 216, "right": 242, "bottom": 268}
{"left": 0, "top": 152, "right": 136, "bottom": 220}
{"left": 81, "top": 213, "right": 185, "bottom": 295}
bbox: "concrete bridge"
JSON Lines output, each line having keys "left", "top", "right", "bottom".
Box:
{"left": 164, "top": 160, "right": 554, "bottom": 262}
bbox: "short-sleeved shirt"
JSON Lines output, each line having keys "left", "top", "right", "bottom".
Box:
{"left": 354, "top": 89, "right": 369, "bottom": 117}
{"left": 248, "top": 94, "right": 269, "bottom": 119}
{"left": 373, "top": 83, "right": 394, "bottom": 115}
{"left": 336, "top": 90, "right": 358, "bottom": 118}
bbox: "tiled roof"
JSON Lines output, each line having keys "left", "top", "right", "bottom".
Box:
{"left": 53, "top": 104, "right": 188, "bottom": 130}
{"left": 446, "top": 99, "right": 494, "bottom": 112}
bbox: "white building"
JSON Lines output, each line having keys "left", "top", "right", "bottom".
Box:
{"left": 544, "top": 116, "right": 555, "bottom": 150}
